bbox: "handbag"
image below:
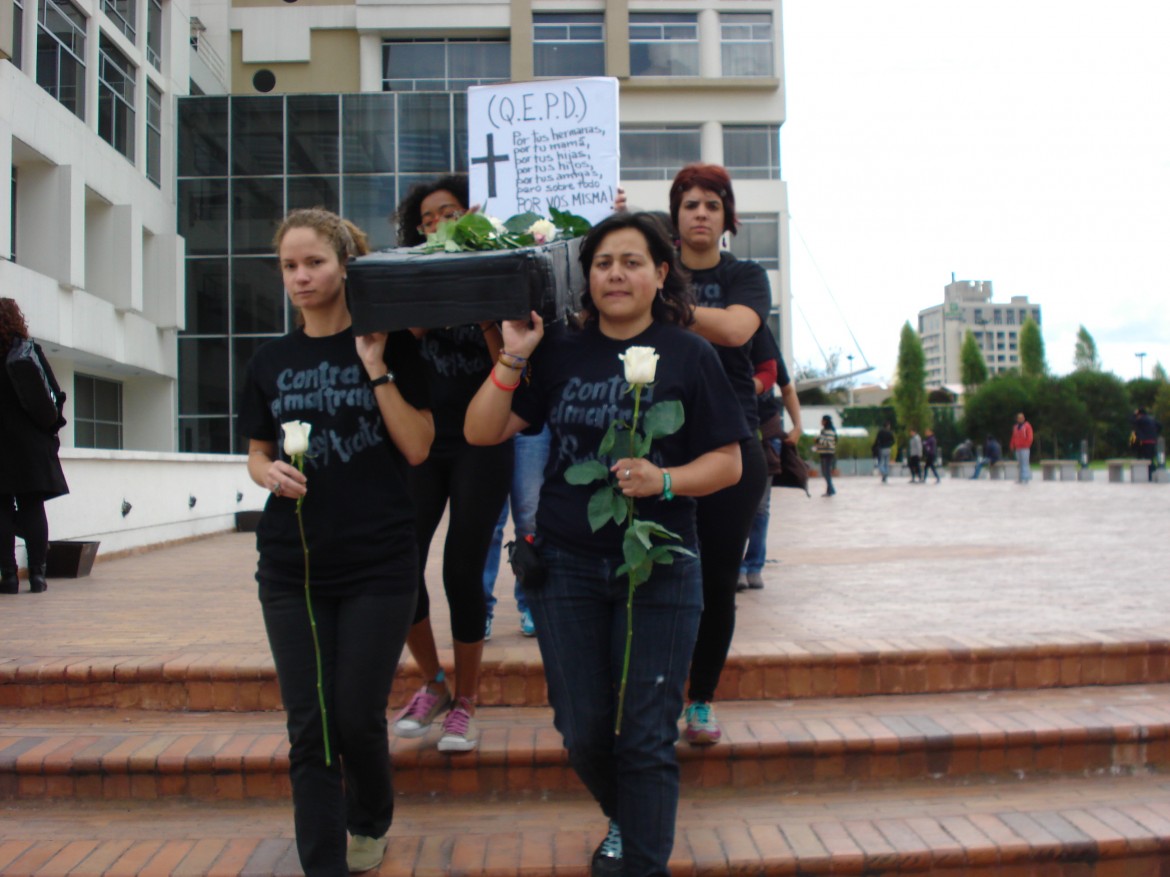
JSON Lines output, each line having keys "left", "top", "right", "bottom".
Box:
{"left": 772, "top": 427, "right": 811, "bottom": 495}
{"left": 506, "top": 534, "right": 548, "bottom": 591}
{"left": 6, "top": 337, "right": 61, "bottom": 432}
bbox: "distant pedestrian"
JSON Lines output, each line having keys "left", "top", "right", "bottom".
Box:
{"left": 971, "top": 435, "right": 1002, "bottom": 479}
{"left": 815, "top": 415, "right": 838, "bottom": 497}
{"left": 1131, "top": 408, "right": 1162, "bottom": 482}
{"left": 952, "top": 439, "right": 975, "bottom": 462}
{"left": 1009, "top": 412, "right": 1033, "bottom": 483}
{"left": 872, "top": 422, "right": 895, "bottom": 483}
{"left": 922, "top": 428, "right": 941, "bottom": 483}
{"left": 907, "top": 428, "right": 923, "bottom": 483}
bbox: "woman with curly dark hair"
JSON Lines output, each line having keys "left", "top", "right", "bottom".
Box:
{"left": 0, "top": 297, "right": 69, "bottom": 594}
{"left": 668, "top": 163, "right": 771, "bottom": 746}
{"left": 466, "top": 212, "right": 748, "bottom": 876}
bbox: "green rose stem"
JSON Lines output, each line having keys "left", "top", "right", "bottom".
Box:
{"left": 293, "top": 453, "right": 332, "bottom": 767}
{"left": 615, "top": 383, "right": 644, "bottom": 735}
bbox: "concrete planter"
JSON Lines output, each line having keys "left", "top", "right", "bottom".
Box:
{"left": 46, "top": 540, "right": 101, "bottom": 578}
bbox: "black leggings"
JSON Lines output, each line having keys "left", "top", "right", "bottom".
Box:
{"left": 260, "top": 580, "right": 416, "bottom": 877}
{"left": 410, "top": 441, "right": 513, "bottom": 643}
{"left": 0, "top": 494, "right": 49, "bottom": 569}
{"left": 688, "top": 439, "right": 768, "bottom": 703}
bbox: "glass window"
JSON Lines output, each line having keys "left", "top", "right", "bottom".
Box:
{"left": 720, "top": 13, "right": 773, "bottom": 77}
{"left": 36, "top": 0, "right": 87, "bottom": 119}
{"left": 534, "top": 13, "right": 604, "bottom": 78}
{"left": 101, "top": 0, "right": 135, "bottom": 41}
{"left": 993, "top": 309, "right": 1002, "bottom": 324}
{"left": 74, "top": 374, "right": 123, "bottom": 449}
{"left": 723, "top": 125, "right": 780, "bottom": 180}
{"left": 382, "top": 39, "right": 509, "bottom": 92}
{"left": 179, "top": 416, "right": 231, "bottom": 454}
{"left": 184, "top": 258, "right": 229, "bottom": 334}
{"left": 287, "top": 176, "right": 340, "bottom": 214}
{"left": 619, "top": 126, "right": 700, "bottom": 181}
{"left": 146, "top": 81, "right": 162, "bottom": 186}
{"left": 12, "top": 0, "right": 23, "bottom": 69}
{"left": 179, "top": 97, "right": 228, "bottom": 176}
{"left": 146, "top": 0, "right": 161, "bottom": 68}
{"left": 1005, "top": 309, "right": 1015, "bottom": 325}
{"left": 231, "top": 177, "right": 284, "bottom": 255}
{"left": 232, "top": 96, "right": 284, "bottom": 177}
{"left": 98, "top": 35, "right": 136, "bottom": 161}
{"left": 287, "top": 94, "right": 340, "bottom": 176}
{"left": 178, "top": 178, "right": 229, "bottom": 256}
{"left": 342, "top": 176, "right": 396, "bottom": 251}
{"left": 629, "top": 13, "right": 698, "bottom": 77}
{"left": 342, "top": 93, "right": 396, "bottom": 174}
{"left": 232, "top": 257, "right": 283, "bottom": 334}
{"left": 178, "top": 337, "right": 230, "bottom": 415}
{"left": 397, "top": 93, "right": 452, "bottom": 173}
{"left": 728, "top": 214, "right": 780, "bottom": 270}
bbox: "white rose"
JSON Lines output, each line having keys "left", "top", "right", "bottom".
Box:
{"left": 528, "top": 219, "right": 557, "bottom": 245}
{"left": 488, "top": 216, "right": 508, "bottom": 237}
{"left": 619, "top": 347, "right": 659, "bottom": 385}
{"left": 282, "top": 420, "right": 312, "bottom": 457}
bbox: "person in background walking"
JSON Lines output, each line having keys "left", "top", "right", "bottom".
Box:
{"left": 1009, "top": 412, "right": 1033, "bottom": 483}
{"left": 921, "top": 428, "right": 941, "bottom": 483}
{"left": 907, "top": 428, "right": 923, "bottom": 483}
{"left": 872, "top": 421, "right": 895, "bottom": 484}
{"left": 0, "top": 298, "right": 69, "bottom": 595}
{"left": 1131, "top": 408, "right": 1162, "bottom": 482}
{"left": 815, "top": 415, "right": 838, "bottom": 497}
{"left": 971, "top": 435, "right": 1002, "bottom": 479}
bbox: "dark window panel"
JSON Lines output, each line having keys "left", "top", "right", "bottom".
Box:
{"left": 287, "top": 176, "right": 340, "bottom": 214}
{"left": 287, "top": 94, "right": 340, "bottom": 175}
{"left": 398, "top": 93, "right": 452, "bottom": 173}
{"left": 233, "top": 336, "right": 274, "bottom": 427}
{"left": 178, "top": 97, "right": 228, "bottom": 176}
{"left": 179, "top": 416, "right": 232, "bottom": 453}
{"left": 184, "top": 258, "right": 230, "bottom": 335}
{"left": 342, "top": 93, "right": 396, "bottom": 174}
{"left": 178, "top": 179, "right": 229, "bottom": 256}
{"left": 342, "top": 175, "right": 396, "bottom": 251}
{"left": 179, "top": 336, "right": 230, "bottom": 415}
{"left": 231, "top": 177, "right": 284, "bottom": 255}
{"left": 232, "top": 257, "right": 284, "bottom": 334}
{"left": 232, "top": 96, "right": 284, "bottom": 176}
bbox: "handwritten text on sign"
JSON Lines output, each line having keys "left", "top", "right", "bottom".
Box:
{"left": 468, "top": 77, "right": 619, "bottom": 225}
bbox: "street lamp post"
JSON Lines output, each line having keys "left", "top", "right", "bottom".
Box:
{"left": 1136, "top": 352, "right": 1147, "bottom": 379}
{"left": 846, "top": 354, "right": 855, "bottom": 406}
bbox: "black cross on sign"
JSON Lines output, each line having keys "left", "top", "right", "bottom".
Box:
{"left": 472, "top": 133, "right": 510, "bottom": 198}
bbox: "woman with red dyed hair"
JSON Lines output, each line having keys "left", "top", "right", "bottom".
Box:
{"left": 668, "top": 163, "right": 771, "bottom": 745}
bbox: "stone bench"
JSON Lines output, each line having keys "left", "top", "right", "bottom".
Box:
{"left": 988, "top": 461, "right": 1012, "bottom": 481}
{"left": 948, "top": 462, "right": 977, "bottom": 479}
{"left": 1107, "top": 459, "right": 1134, "bottom": 483}
{"left": 1040, "top": 460, "right": 1078, "bottom": 482}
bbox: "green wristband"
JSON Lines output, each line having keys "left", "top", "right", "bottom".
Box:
{"left": 661, "top": 469, "right": 674, "bottom": 501}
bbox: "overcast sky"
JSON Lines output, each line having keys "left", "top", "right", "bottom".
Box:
{"left": 780, "top": 1, "right": 1170, "bottom": 385}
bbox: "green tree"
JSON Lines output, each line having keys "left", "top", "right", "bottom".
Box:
{"left": 1032, "top": 376, "right": 1092, "bottom": 459}
{"left": 893, "top": 322, "right": 932, "bottom": 435}
{"left": 1127, "top": 378, "right": 1161, "bottom": 412}
{"left": 1072, "top": 325, "right": 1101, "bottom": 371}
{"left": 1153, "top": 382, "right": 1170, "bottom": 427}
{"left": 961, "top": 372, "right": 1035, "bottom": 450}
{"left": 1153, "top": 361, "right": 1168, "bottom": 383}
{"left": 959, "top": 329, "right": 989, "bottom": 393}
{"left": 1064, "top": 369, "right": 1131, "bottom": 458}
{"left": 1019, "top": 317, "right": 1046, "bottom": 378}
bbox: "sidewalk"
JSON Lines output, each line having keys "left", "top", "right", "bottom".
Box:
{"left": 2, "top": 475, "right": 1167, "bottom": 663}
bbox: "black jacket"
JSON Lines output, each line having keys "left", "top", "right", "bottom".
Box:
{"left": 0, "top": 339, "right": 69, "bottom": 498}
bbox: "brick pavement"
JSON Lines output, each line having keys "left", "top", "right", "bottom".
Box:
{"left": 1, "top": 475, "right": 1166, "bottom": 661}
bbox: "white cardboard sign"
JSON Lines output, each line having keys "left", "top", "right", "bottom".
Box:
{"left": 467, "top": 77, "right": 620, "bottom": 224}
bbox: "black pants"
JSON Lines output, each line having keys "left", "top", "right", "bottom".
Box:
{"left": 1139, "top": 443, "right": 1157, "bottom": 481}
{"left": 260, "top": 582, "right": 416, "bottom": 877}
{"left": 0, "top": 493, "right": 48, "bottom": 569}
{"left": 688, "top": 439, "right": 768, "bottom": 703}
{"left": 410, "top": 441, "right": 513, "bottom": 643}
{"left": 923, "top": 458, "right": 940, "bottom": 481}
{"left": 908, "top": 456, "right": 922, "bottom": 481}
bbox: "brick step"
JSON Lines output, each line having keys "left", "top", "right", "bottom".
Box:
{"left": 4, "top": 633, "right": 1169, "bottom": 711}
{"left": 5, "top": 685, "right": 1170, "bottom": 801}
{"left": 6, "top": 773, "right": 1170, "bottom": 876}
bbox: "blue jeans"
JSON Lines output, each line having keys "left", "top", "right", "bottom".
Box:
{"left": 483, "top": 426, "right": 551, "bottom": 617}
{"left": 1016, "top": 448, "right": 1031, "bottom": 482}
{"left": 740, "top": 481, "right": 772, "bottom": 575}
{"left": 528, "top": 541, "right": 702, "bottom": 877}
{"left": 877, "top": 448, "right": 891, "bottom": 482}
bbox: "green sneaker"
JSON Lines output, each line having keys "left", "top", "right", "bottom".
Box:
{"left": 347, "top": 834, "right": 387, "bottom": 873}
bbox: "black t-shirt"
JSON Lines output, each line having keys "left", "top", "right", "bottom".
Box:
{"left": 511, "top": 320, "right": 749, "bottom": 556}
{"left": 418, "top": 324, "right": 494, "bottom": 452}
{"left": 749, "top": 324, "right": 789, "bottom": 423}
{"left": 688, "top": 252, "right": 772, "bottom": 431}
{"left": 238, "top": 327, "right": 430, "bottom": 591}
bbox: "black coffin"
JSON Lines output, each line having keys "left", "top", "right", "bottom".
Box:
{"left": 346, "top": 237, "right": 583, "bottom": 334}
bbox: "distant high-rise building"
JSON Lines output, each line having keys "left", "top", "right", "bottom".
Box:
{"left": 918, "top": 278, "right": 1041, "bottom": 387}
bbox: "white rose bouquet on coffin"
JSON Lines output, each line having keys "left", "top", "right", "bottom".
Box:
{"left": 419, "top": 207, "right": 590, "bottom": 253}
{"left": 281, "top": 420, "right": 332, "bottom": 766}
{"left": 563, "top": 347, "right": 695, "bottom": 734}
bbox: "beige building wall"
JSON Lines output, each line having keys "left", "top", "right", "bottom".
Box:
{"left": 231, "top": 29, "right": 361, "bottom": 93}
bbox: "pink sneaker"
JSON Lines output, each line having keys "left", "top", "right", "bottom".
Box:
{"left": 683, "top": 701, "right": 722, "bottom": 745}
{"left": 437, "top": 696, "right": 479, "bottom": 752}
{"left": 392, "top": 684, "right": 451, "bottom": 738}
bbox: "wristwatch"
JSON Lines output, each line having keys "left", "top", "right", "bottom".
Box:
{"left": 661, "top": 469, "right": 675, "bottom": 501}
{"left": 369, "top": 371, "right": 395, "bottom": 389}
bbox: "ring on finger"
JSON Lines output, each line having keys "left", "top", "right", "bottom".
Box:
{"left": 624, "top": 468, "right": 631, "bottom": 479}
{"left": 271, "top": 481, "right": 282, "bottom": 495}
